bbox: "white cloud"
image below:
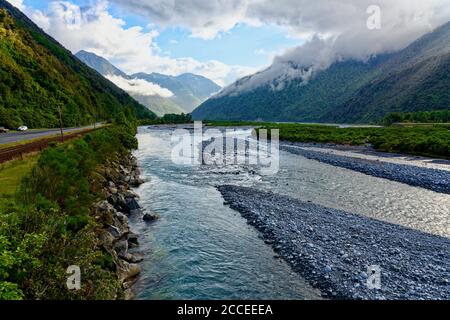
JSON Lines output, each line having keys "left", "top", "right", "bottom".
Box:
{"left": 109, "top": 0, "right": 256, "bottom": 40}
{"left": 14, "top": 0, "right": 251, "bottom": 86}
{"left": 14, "top": 0, "right": 450, "bottom": 90}
{"left": 109, "top": 0, "right": 450, "bottom": 42}
{"left": 109, "top": 0, "right": 450, "bottom": 92}
{"left": 6, "top": 0, "right": 24, "bottom": 10}
{"left": 105, "top": 75, "right": 174, "bottom": 97}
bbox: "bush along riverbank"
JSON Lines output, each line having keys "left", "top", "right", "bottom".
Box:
{"left": 204, "top": 121, "right": 449, "bottom": 160}
{"left": 0, "top": 113, "right": 145, "bottom": 299}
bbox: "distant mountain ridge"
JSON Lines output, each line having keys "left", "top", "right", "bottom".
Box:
{"left": 76, "top": 51, "right": 221, "bottom": 116}
{"left": 0, "top": 0, "right": 155, "bottom": 129}
{"left": 76, "top": 50, "right": 128, "bottom": 78}
{"left": 132, "top": 72, "right": 221, "bottom": 112}
{"left": 192, "top": 21, "right": 450, "bottom": 123}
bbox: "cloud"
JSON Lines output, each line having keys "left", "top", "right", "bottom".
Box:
{"left": 14, "top": 0, "right": 450, "bottom": 90}
{"left": 109, "top": 0, "right": 450, "bottom": 42}
{"left": 16, "top": 0, "right": 252, "bottom": 86}
{"left": 105, "top": 75, "right": 174, "bottom": 97}
{"left": 6, "top": 0, "right": 24, "bottom": 10}
{"left": 109, "top": 0, "right": 450, "bottom": 92}
{"left": 109, "top": 0, "right": 255, "bottom": 40}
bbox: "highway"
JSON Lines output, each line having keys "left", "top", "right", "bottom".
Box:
{"left": 0, "top": 123, "right": 104, "bottom": 145}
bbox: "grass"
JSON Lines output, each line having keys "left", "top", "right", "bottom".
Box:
{"left": 0, "top": 125, "right": 108, "bottom": 150}
{"left": 0, "top": 154, "right": 39, "bottom": 210}
{"left": 0, "top": 135, "right": 61, "bottom": 150}
{"left": 204, "top": 121, "right": 450, "bottom": 159}
{"left": 0, "top": 123, "right": 136, "bottom": 299}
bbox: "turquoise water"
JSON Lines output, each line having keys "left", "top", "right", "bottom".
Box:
{"left": 130, "top": 128, "right": 320, "bottom": 299}
{"left": 130, "top": 126, "right": 450, "bottom": 299}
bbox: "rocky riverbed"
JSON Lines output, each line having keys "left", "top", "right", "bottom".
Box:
{"left": 93, "top": 154, "right": 148, "bottom": 299}
{"left": 280, "top": 142, "right": 450, "bottom": 195}
{"left": 218, "top": 185, "right": 450, "bottom": 300}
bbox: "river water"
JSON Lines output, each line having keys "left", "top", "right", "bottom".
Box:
{"left": 130, "top": 126, "right": 450, "bottom": 300}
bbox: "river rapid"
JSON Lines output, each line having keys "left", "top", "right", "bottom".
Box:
{"left": 130, "top": 126, "right": 450, "bottom": 299}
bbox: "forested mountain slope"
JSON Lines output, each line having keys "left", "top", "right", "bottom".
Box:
{"left": 0, "top": 0, "right": 155, "bottom": 129}
{"left": 192, "top": 21, "right": 450, "bottom": 123}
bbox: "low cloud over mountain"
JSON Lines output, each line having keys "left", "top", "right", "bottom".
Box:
{"left": 110, "top": 0, "right": 450, "bottom": 91}
{"left": 105, "top": 75, "right": 174, "bottom": 98}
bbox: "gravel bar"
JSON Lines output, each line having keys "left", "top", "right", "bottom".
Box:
{"left": 280, "top": 143, "right": 450, "bottom": 195}
{"left": 218, "top": 185, "right": 450, "bottom": 300}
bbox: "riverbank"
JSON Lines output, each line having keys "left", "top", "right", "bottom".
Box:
{"left": 218, "top": 185, "right": 450, "bottom": 300}
{"left": 0, "top": 123, "right": 148, "bottom": 299}
{"left": 205, "top": 121, "right": 450, "bottom": 159}
{"left": 95, "top": 153, "right": 145, "bottom": 299}
{"left": 280, "top": 142, "right": 450, "bottom": 195}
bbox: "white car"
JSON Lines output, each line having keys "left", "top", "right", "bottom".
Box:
{"left": 17, "top": 126, "right": 28, "bottom": 131}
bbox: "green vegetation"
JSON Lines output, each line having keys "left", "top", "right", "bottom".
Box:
{"left": 193, "top": 21, "right": 450, "bottom": 124}
{"left": 192, "top": 59, "right": 383, "bottom": 122}
{"left": 140, "top": 113, "right": 193, "bottom": 125}
{"left": 259, "top": 123, "right": 450, "bottom": 159}
{"left": 0, "top": 4, "right": 155, "bottom": 130}
{"left": 134, "top": 94, "right": 186, "bottom": 117}
{"left": 0, "top": 154, "right": 38, "bottom": 211}
{"left": 206, "top": 121, "right": 450, "bottom": 159}
{"left": 0, "top": 113, "right": 138, "bottom": 299}
{"left": 75, "top": 51, "right": 222, "bottom": 116}
{"left": 382, "top": 110, "right": 450, "bottom": 125}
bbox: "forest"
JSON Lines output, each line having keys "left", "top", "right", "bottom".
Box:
{"left": 0, "top": 7, "right": 155, "bottom": 130}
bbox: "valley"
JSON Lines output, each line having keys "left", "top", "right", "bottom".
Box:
{"left": 0, "top": 0, "right": 448, "bottom": 303}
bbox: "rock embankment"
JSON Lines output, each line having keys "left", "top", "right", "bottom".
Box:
{"left": 93, "top": 154, "right": 145, "bottom": 299}
{"left": 281, "top": 143, "right": 450, "bottom": 195}
{"left": 218, "top": 185, "right": 450, "bottom": 300}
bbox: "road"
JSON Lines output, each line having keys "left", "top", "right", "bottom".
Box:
{"left": 0, "top": 123, "right": 104, "bottom": 145}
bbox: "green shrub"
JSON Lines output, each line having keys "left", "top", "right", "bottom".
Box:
{"left": 0, "top": 122, "right": 137, "bottom": 299}
{"left": 257, "top": 123, "right": 450, "bottom": 159}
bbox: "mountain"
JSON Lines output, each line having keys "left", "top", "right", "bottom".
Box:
{"left": 0, "top": 0, "right": 155, "bottom": 129}
{"left": 75, "top": 51, "right": 184, "bottom": 116}
{"left": 133, "top": 94, "right": 185, "bottom": 117}
{"left": 132, "top": 72, "right": 221, "bottom": 113}
{"left": 175, "top": 73, "right": 222, "bottom": 102}
{"left": 76, "top": 50, "right": 128, "bottom": 78}
{"left": 326, "top": 21, "right": 450, "bottom": 123}
{"left": 76, "top": 51, "right": 221, "bottom": 116}
{"left": 192, "top": 21, "right": 450, "bottom": 123}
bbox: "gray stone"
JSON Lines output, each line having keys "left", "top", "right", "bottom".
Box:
{"left": 108, "top": 225, "right": 121, "bottom": 238}
{"left": 114, "top": 239, "right": 128, "bottom": 257}
{"left": 143, "top": 212, "right": 159, "bottom": 223}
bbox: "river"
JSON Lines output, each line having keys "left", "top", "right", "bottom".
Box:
{"left": 130, "top": 126, "right": 450, "bottom": 299}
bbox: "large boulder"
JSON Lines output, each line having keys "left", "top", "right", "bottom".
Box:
{"left": 125, "top": 197, "right": 140, "bottom": 213}
{"left": 114, "top": 239, "right": 129, "bottom": 258}
{"left": 117, "top": 261, "right": 141, "bottom": 283}
{"left": 130, "top": 176, "right": 145, "bottom": 187}
{"left": 127, "top": 233, "right": 139, "bottom": 247}
{"left": 143, "top": 212, "right": 159, "bottom": 223}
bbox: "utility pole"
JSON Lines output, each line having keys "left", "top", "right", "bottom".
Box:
{"left": 57, "top": 104, "right": 64, "bottom": 142}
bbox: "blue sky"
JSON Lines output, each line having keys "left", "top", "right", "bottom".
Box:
{"left": 17, "top": 0, "right": 449, "bottom": 87}
{"left": 24, "top": 0, "right": 302, "bottom": 69}
{"left": 155, "top": 24, "right": 301, "bottom": 68}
